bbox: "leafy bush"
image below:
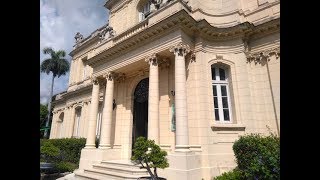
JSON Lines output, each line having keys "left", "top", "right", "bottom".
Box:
{"left": 131, "top": 137, "right": 169, "bottom": 179}
{"left": 55, "top": 161, "right": 78, "bottom": 173}
{"left": 213, "top": 168, "right": 243, "bottom": 180}
{"left": 46, "top": 138, "right": 86, "bottom": 163}
{"left": 40, "top": 141, "right": 60, "bottom": 163}
{"left": 233, "top": 134, "right": 280, "bottom": 180}
{"left": 40, "top": 138, "right": 86, "bottom": 172}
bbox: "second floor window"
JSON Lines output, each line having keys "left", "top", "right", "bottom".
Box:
{"left": 212, "top": 65, "right": 232, "bottom": 122}
{"left": 139, "top": 1, "right": 151, "bottom": 22}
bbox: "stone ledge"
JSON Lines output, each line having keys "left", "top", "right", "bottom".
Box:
{"left": 211, "top": 124, "right": 246, "bottom": 131}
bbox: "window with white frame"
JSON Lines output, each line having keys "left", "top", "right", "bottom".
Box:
{"left": 139, "top": 1, "right": 151, "bottom": 22}
{"left": 211, "top": 65, "right": 232, "bottom": 122}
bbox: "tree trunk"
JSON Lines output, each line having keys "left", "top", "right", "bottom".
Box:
{"left": 154, "top": 167, "right": 159, "bottom": 178}
{"left": 145, "top": 162, "right": 157, "bottom": 180}
{"left": 44, "top": 74, "right": 55, "bottom": 138}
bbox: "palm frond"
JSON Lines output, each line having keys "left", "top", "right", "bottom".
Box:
{"left": 56, "top": 50, "right": 66, "bottom": 58}
{"left": 40, "top": 58, "right": 54, "bottom": 74}
{"left": 43, "top": 47, "right": 54, "bottom": 55}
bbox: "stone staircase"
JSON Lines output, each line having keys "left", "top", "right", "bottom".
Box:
{"left": 74, "top": 160, "right": 149, "bottom": 180}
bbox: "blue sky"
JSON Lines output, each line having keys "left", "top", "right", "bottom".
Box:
{"left": 40, "top": 0, "right": 109, "bottom": 104}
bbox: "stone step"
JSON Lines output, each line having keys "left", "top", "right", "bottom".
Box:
{"left": 84, "top": 168, "right": 145, "bottom": 180}
{"left": 92, "top": 163, "right": 148, "bottom": 176}
{"left": 100, "top": 160, "right": 143, "bottom": 169}
{"left": 74, "top": 171, "right": 104, "bottom": 180}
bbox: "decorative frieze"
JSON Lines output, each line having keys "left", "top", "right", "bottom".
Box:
{"left": 246, "top": 47, "right": 280, "bottom": 64}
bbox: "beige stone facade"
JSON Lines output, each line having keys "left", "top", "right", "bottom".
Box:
{"left": 51, "top": 0, "right": 280, "bottom": 179}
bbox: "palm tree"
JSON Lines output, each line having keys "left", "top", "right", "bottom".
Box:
{"left": 40, "top": 47, "right": 70, "bottom": 138}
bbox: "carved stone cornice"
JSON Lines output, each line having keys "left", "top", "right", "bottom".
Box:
{"left": 145, "top": 53, "right": 159, "bottom": 66}
{"left": 169, "top": 42, "right": 191, "bottom": 57}
{"left": 246, "top": 46, "right": 280, "bottom": 64}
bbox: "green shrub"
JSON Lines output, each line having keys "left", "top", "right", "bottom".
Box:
{"left": 233, "top": 134, "right": 280, "bottom": 180}
{"left": 47, "top": 138, "right": 86, "bottom": 163}
{"left": 214, "top": 168, "right": 244, "bottom": 180}
{"left": 40, "top": 141, "right": 60, "bottom": 163}
{"left": 55, "top": 161, "right": 78, "bottom": 173}
{"left": 40, "top": 138, "right": 86, "bottom": 172}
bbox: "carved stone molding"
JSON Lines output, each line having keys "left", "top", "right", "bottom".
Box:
{"left": 190, "top": 51, "right": 196, "bottom": 63}
{"left": 169, "top": 42, "right": 190, "bottom": 57}
{"left": 145, "top": 53, "right": 159, "bottom": 66}
{"left": 246, "top": 46, "right": 280, "bottom": 64}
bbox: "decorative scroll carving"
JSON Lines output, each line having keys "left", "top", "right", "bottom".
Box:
{"left": 99, "top": 23, "right": 116, "bottom": 41}
{"left": 190, "top": 51, "right": 196, "bottom": 62}
{"left": 169, "top": 42, "right": 190, "bottom": 57}
{"left": 103, "top": 71, "right": 116, "bottom": 81}
{"left": 145, "top": 53, "right": 159, "bottom": 66}
{"left": 246, "top": 47, "right": 280, "bottom": 64}
{"left": 74, "top": 32, "right": 84, "bottom": 44}
{"left": 91, "top": 76, "right": 99, "bottom": 85}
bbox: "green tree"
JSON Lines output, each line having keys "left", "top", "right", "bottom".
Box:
{"left": 40, "top": 103, "right": 48, "bottom": 127}
{"left": 40, "top": 47, "right": 70, "bottom": 138}
{"left": 131, "top": 137, "right": 169, "bottom": 180}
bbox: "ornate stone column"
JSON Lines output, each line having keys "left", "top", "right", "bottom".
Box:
{"left": 169, "top": 42, "right": 191, "bottom": 152}
{"left": 85, "top": 77, "right": 100, "bottom": 149}
{"left": 99, "top": 72, "right": 115, "bottom": 149}
{"left": 145, "top": 54, "right": 159, "bottom": 144}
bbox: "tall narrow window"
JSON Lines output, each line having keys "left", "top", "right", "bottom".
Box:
{"left": 73, "top": 107, "right": 82, "bottom": 137}
{"left": 212, "top": 65, "right": 232, "bottom": 122}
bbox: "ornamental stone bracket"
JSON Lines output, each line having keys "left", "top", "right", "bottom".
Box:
{"left": 246, "top": 47, "right": 280, "bottom": 64}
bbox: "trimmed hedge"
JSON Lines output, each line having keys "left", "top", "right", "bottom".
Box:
{"left": 214, "top": 134, "right": 280, "bottom": 180}
{"left": 40, "top": 138, "right": 86, "bottom": 172}
{"left": 213, "top": 168, "right": 243, "bottom": 180}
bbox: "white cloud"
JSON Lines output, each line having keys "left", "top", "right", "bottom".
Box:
{"left": 40, "top": 0, "right": 108, "bottom": 104}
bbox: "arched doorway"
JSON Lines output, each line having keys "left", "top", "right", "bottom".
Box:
{"left": 132, "top": 78, "right": 149, "bottom": 153}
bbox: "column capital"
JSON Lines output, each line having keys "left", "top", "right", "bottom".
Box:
{"left": 169, "top": 42, "right": 190, "bottom": 57}
{"left": 103, "top": 72, "right": 116, "bottom": 81}
{"left": 145, "top": 53, "right": 159, "bottom": 66}
{"left": 91, "top": 76, "right": 99, "bottom": 85}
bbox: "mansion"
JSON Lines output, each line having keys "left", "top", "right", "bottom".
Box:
{"left": 50, "top": 0, "right": 280, "bottom": 179}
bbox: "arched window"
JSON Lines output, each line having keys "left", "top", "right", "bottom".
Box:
{"left": 138, "top": 0, "right": 151, "bottom": 22}
{"left": 73, "top": 107, "right": 82, "bottom": 137}
{"left": 211, "top": 65, "right": 233, "bottom": 122}
{"left": 58, "top": 112, "right": 64, "bottom": 138}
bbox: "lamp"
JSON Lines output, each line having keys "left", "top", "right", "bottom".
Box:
{"left": 171, "top": 90, "right": 175, "bottom": 96}
{"left": 113, "top": 99, "right": 116, "bottom": 110}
